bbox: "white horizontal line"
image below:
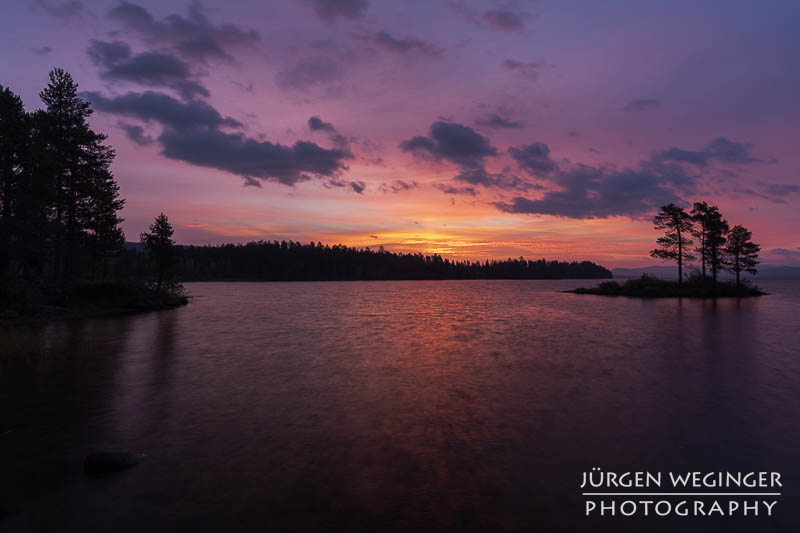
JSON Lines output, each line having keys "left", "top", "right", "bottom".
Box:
{"left": 582, "top": 493, "right": 782, "bottom": 497}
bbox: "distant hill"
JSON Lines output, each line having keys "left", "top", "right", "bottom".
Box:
{"left": 613, "top": 265, "right": 800, "bottom": 280}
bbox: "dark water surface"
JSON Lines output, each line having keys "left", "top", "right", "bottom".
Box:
{"left": 2, "top": 280, "right": 800, "bottom": 532}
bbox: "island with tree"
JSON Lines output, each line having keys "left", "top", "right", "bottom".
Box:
{"left": 570, "top": 202, "right": 764, "bottom": 297}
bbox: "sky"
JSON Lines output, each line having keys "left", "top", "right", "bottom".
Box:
{"left": 2, "top": 0, "right": 800, "bottom": 267}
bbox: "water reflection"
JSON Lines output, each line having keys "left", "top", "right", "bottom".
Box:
{"left": 2, "top": 280, "right": 799, "bottom": 532}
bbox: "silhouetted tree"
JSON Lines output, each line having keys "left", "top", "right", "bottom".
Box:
{"left": 39, "top": 68, "right": 122, "bottom": 280}
{"left": 723, "top": 225, "right": 760, "bottom": 289}
{"left": 706, "top": 208, "right": 729, "bottom": 285}
{"left": 84, "top": 168, "right": 125, "bottom": 278}
{"left": 0, "top": 85, "right": 29, "bottom": 276}
{"left": 691, "top": 203, "right": 728, "bottom": 284}
{"left": 690, "top": 201, "right": 711, "bottom": 277}
{"left": 650, "top": 203, "right": 695, "bottom": 283}
{"left": 141, "top": 213, "right": 175, "bottom": 293}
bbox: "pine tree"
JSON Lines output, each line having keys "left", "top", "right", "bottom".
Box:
{"left": 141, "top": 213, "right": 176, "bottom": 294}
{"left": 723, "top": 225, "right": 760, "bottom": 289}
{"left": 39, "top": 68, "right": 121, "bottom": 280}
{"left": 83, "top": 168, "right": 125, "bottom": 278}
{"left": 0, "top": 85, "right": 29, "bottom": 276}
{"left": 706, "top": 208, "right": 729, "bottom": 285}
{"left": 690, "top": 201, "right": 711, "bottom": 277}
{"left": 650, "top": 203, "right": 695, "bottom": 283}
{"left": 691, "top": 203, "right": 728, "bottom": 284}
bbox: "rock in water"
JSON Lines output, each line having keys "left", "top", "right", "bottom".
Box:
{"left": 84, "top": 452, "right": 139, "bottom": 477}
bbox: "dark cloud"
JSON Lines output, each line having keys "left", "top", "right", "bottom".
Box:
{"left": 108, "top": 1, "right": 260, "bottom": 63}
{"left": 488, "top": 136, "right": 737, "bottom": 218}
{"left": 653, "top": 137, "right": 762, "bottom": 166}
{"left": 475, "top": 112, "right": 524, "bottom": 129}
{"left": 399, "top": 135, "right": 436, "bottom": 154}
{"left": 308, "top": 116, "right": 349, "bottom": 148}
{"left": 82, "top": 91, "right": 241, "bottom": 129}
{"left": 400, "top": 121, "right": 497, "bottom": 169}
{"left": 759, "top": 182, "right": 800, "bottom": 196}
{"left": 623, "top": 99, "right": 660, "bottom": 112}
{"left": 481, "top": 10, "right": 525, "bottom": 32}
{"left": 33, "top": 0, "right": 85, "bottom": 20}
{"left": 87, "top": 40, "right": 131, "bottom": 64}
{"left": 159, "top": 128, "right": 350, "bottom": 186}
{"left": 453, "top": 167, "right": 538, "bottom": 192}
{"left": 308, "top": 116, "right": 335, "bottom": 132}
{"left": 33, "top": 46, "right": 54, "bottom": 55}
{"left": 728, "top": 180, "right": 800, "bottom": 204}
{"left": 379, "top": 179, "right": 419, "bottom": 194}
{"left": 298, "top": 0, "right": 369, "bottom": 21}
{"left": 448, "top": 2, "right": 527, "bottom": 32}
{"left": 117, "top": 122, "right": 154, "bottom": 146}
{"left": 434, "top": 183, "right": 477, "bottom": 196}
{"left": 502, "top": 59, "right": 550, "bottom": 81}
{"left": 509, "top": 142, "right": 558, "bottom": 175}
{"left": 401, "top": 121, "right": 529, "bottom": 194}
{"left": 114, "top": 54, "right": 191, "bottom": 85}
{"left": 87, "top": 40, "right": 209, "bottom": 99}
{"left": 86, "top": 89, "right": 352, "bottom": 189}
{"left": 276, "top": 57, "right": 344, "bottom": 90}
{"left": 326, "top": 178, "right": 366, "bottom": 193}
{"left": 494, "top": 163, "right": 692, "bottom": 219}
{"left": 373, "top": 31, "right": 441, "bottom": 56}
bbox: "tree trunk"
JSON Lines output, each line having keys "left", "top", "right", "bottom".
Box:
{"left": 735, "top": 250, "right": 741, "bottom": 290}
{"left": 700, "top": 230, "right": 706, "bottom": 278}
{"left": 677, "top": 227, "right": 683, "bottom": 284}
{"left": 54, "top": 178, "right": 63, "bottom": 282}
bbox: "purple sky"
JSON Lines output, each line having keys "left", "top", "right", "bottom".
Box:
{"left": 2, "top": 0, "right": 799, "bottom": 266}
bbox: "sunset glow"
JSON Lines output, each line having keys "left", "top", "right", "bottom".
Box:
{"left": 3, "top": 0, "right": 799, "bottom": 267}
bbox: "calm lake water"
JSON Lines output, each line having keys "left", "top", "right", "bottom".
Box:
{"left": 2, "top": 280, "right": 800, "bottom": 532}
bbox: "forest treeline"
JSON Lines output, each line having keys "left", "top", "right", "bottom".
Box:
{"left": 116, "top": 241, "right": 613, "bottom": 281}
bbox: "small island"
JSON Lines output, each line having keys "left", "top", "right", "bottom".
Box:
{"left": 570, "top": 202, "right": 765, "bottom": 298}
{"left": 570, "top": 275, "right": 765, "bottom": 298}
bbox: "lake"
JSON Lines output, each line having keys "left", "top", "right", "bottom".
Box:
{"left": 2, "top": 280, "right": 800, "bottom": 532}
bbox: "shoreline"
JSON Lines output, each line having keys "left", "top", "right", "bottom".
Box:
{"left": 567, "top": 276, "right": 767, "bottom": 298}
{"left": 0, "top": 300, "right": 189, "bottom": 328}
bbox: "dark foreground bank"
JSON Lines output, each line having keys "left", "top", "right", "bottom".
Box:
{"left": 569, "top": 275, "right": 766, "bottom": 298}
{"left": 0, "top": 280, "right": 188, "bottom": 325}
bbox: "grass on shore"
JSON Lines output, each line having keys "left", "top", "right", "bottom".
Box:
{"left": 568, "top": 275, "right": 766, "bottom": 298}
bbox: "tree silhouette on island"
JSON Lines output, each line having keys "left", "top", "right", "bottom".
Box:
{"left": 572, "top": 202, "right": 764, "bottom": 298}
